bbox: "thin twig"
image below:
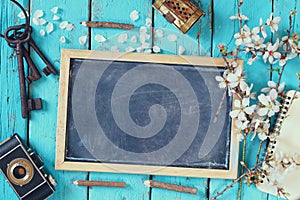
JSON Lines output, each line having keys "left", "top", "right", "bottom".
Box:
{"left": 210, "top": 161, "right": 263, "bottom": 200}
{"left": 238, "top": 138, "right": 247, "bottom": 200}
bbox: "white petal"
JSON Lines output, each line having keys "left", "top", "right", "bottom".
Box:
{"left": 273, "top": 52, "right": 281, "bottom": 59}
{"left": 268, "top": 55, "right": 274, "bottom": 64}
{"left": 66, "top": 24, "right": 74, "bottom": 31}
{"left": 278, "top": 82, "right": 285, "bottom": 93}
{"left": 268, "top": 81, "right": 276, "bottom": 88}
{"left": 244, "top": 106, "right": 255, "bottom": 115}
{"left": 94, "top": 34, "right": 106, "bottom": 42}
{"left": 60, "top": 36, "right": 66, "bottom": 43}
{"left": 155, "top": 29, "right": 164, "bottom": 38}
{"left": 235, "top": 39, "right": 243, "bottom": 46}
{"left": 79, "top": 35, "right": 87, "bottom": 45}
{"left": 227, "top": 73, "right": 238, "bottom": 82}
{"left": 178, "top": 46, "right": 185, "bottom": 55}
{"left": 258, "top": 108, "right": 268, "bottom": 116}
{"left": 125, "top": 46, "right": 135, "bottom": 52}
{"left": 234, "top": 99, "right": 241, "bottom": 108}
{"left": 46, "top": 22, "right": 54, "bottom": 34}
{"left": 130, "top": 35, "right": 137, "bottom": 43}
{"left": 167, "top": 34, "right": 178, "bottom": 42}
{"left": 239, "top": 80, "right": 248, "bottom": 91}
{"left": 258, "top": 94, "right": 269, "bottom": 106}
{"left": 130, "top": 10, "right": 139, "bottom": 22}
{"left": 59, "top": 21, "right": 68, "bottom": 29}
{"left": 153, "top": 46, "right": 160, "bottom": 53}
{"left": 215, "top": 76, "right": 224, "bottom": 82}
{"left": 51, "top": 6, "right": 59, "bottom": 14}
{"left": 33, "top": 10, "right": 44, "bottom": 18}
{"left": 269, "top": 89, "right": 278, "bottom": 100}
{"left": 145, "top": 18, "right": 152, "bottom": 27}
{"left": 111, "top": 46, "right": 119, "bottom": 52}
{"left": 53, "top": 15, "right": 60, "bottom": 21}
{"left": 18, "top": 11, "right": 27, "bottom": 19}
{"left": 238, "top": 112, "right": 246, "bottom": 121}
{"left": 273, "top": 16, "right": 281, "bottom": 23}
{"left": 118, "top": 33, "right": 128, "bottom": 43}
{"left": 242, "top": 98, "right": 249, "bottom": 107}
{"left": 39, "top": 29, "right": 45, "bottom": 36}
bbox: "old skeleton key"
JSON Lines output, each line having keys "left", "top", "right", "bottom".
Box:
{"left": 4, "top": 26, "right": 42, "bottom": 118}
{"left": 1, "top": 0, "right": 58, "bottom": 118}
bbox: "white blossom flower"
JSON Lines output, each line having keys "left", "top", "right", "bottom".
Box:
{"left": 230, "top": 98, "right": 256, "bottom": 121}
{"left": 244, "top": 25, "right": 260, "bottom": 41}
{"left": 251, "top": 38, "right": 266, "bottom": 50}
{"left": 263, "top": 39, "right": 281, "bottom": 64}
{"left": 230, "top": 13, "right": 248, "bottom": 21}
{"left": 215, "top": 66, "right": 244, "bottom": 89}
{"left": 234, "top": 28, "right": 251, "bottom": 46}
{"left": 259, "top": 18, "right": 267, "bottom": 38}
{"left": 257, "top": 89, "right": 280, "bottom": 117}
{"left": 252, "top": 118, "right": 270, "bottom": 140}
{"left": 247, "top": 54, "right": 258, "bottom": 65}
{"left": 237, "top": 133, "right": 245, "bottom": 141}
{"left": 261, "top": 81, "right": 285, "bottom": 94}
{"left": 235, "top": 119, "right": 249, "bottom": 131}
{"left": 266, "top": 13, "right": 281, "bottom": 33}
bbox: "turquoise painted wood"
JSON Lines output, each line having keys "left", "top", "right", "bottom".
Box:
{"left": 0, "top": 0, "right": 299, "bottom": 200}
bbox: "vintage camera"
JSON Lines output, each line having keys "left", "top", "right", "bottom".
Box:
{"left": 0, "top": 134, "right": 56, "bottom": 200}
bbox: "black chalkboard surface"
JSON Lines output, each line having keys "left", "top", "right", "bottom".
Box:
{"left": 56, "top": 50, "right": 240, "bottom": 179}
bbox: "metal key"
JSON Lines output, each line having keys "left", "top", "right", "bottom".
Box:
{"left": 28, "top": 38, "right": 58, "bottom": 76}
{"left": 4, "top": 25, "right": 42, "bottom": 118}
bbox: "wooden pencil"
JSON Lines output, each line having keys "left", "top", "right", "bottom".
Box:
{"left": 72, "top": 180, "right": 126, "bottom": 188}
{"left": 80, "top": 21, "right": 134, "bottom": 30}
{"left": 143, "top": 180, "right": 198, "bottom": 195}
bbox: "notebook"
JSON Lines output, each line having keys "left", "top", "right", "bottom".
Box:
{"left": 256, "top": 90, "right": 300, "bottom": 200}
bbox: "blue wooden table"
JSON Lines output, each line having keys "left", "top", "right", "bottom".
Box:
{"left": 1, "top": 0, "right": 299, "bottom": 199}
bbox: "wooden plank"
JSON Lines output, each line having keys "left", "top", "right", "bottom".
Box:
{"left": 268, "top": 1, "right": 300, "bottom": 200}
{"left": 0, "top": 0, "right": 29, "bottom": 200}
{"left": 28, "top": 1, "right": 90, "bottom": 199}
{"left": 151, "top": 0, "right": 212, "bottom": 200}
{"left": 88, "top": 0, "right": 152, "bottom": 199}
{"left": 272, "top": 0, "right": 300, "bottom": 91}
{"left": 210, "top": 0, "right": 272, "bottom": 199}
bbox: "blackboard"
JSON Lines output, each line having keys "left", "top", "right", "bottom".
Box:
{"left": 56, "top": 50, "right": 240, "bottom": 179}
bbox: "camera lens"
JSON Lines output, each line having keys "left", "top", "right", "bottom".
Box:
{"left": 13, "top": 166, "right": 26, "bottom": 179}
{"left": 7, "top": 158, "right": 34, "bottom": 186}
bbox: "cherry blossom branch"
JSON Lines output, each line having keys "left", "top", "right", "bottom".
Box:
{"left": 210, "top": 161, "right": 263, "bottom": 200}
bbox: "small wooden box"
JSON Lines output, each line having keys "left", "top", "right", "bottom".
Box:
{"left": 153, "top": 0, "right": 205, "bottom": 34}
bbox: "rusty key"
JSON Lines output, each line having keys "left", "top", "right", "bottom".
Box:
{"left": 22, "top": 45, "right": 42, "bottom": 83}
{"left": 4, "top": 26, "right": 42, "bottom": 118}
{"left": 28, "top": 38, "right": 58, "bottom": 76}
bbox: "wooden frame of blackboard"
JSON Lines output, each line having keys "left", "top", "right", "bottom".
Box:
{"left": 56, "top": 49, "right": 241, "bottom": 179}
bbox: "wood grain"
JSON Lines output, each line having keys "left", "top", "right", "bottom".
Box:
{"left": 28, "top": 1, "right": 90, "bottom": 199}
{"left": 0, "top": 1, "right": 29, "bottom": 200}
{"left": 0, "top": 0, "right": 299, "bottom": 200}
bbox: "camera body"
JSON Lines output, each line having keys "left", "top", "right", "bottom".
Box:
{"left": 0, "top": 134, "right": 55, "bottom": 200}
